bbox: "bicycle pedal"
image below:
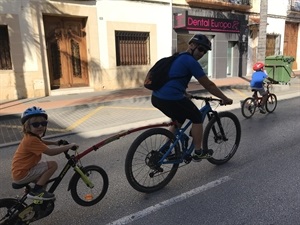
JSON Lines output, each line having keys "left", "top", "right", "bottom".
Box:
{"left": 192, "top": 157, "right": 202, "bottom": 162}
{"left": 33, "top": 199, "right": 43, "bottom": 204}
{"left": 192, "top": 154, "right": 212, "bottom": 161}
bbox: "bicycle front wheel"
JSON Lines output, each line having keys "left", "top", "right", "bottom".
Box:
{"left": 69, "top": 165, "right": 109, "bottom": 207}
{"left": 0, "top": 198, "right": 26, "bottom": 225}
{"left": 203, "top": 111, "right": 241, "bottom": 165}
{"left": 266, "top": 93, "right": 277, "bottom": 113}
{"left": 125, "top": 128, "right": 180, "bottom": 193}
{"left": 241, "top": 97, "right": 256, "bottom": 118}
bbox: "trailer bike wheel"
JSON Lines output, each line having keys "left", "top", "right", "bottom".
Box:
{"left": 125, "top": 128, "right": 181, "bottom": 193}
{"left": 69, "top": 165, "right": 109, "bottom": 207}
{"left": 203, "top": 111, "right": 241, "bottom": 165}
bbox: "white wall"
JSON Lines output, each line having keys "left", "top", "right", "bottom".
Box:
{"left": 267, "top": 0, "right": 289, "bottom": 16}
{"left": 96, "top": 0, "right": 173, "bottom": 68}
{"left": 0, "top": 0, "right": 38, "bottom": 71}
{"left": 267, "top": 17, "right": 285, "bottom": 55}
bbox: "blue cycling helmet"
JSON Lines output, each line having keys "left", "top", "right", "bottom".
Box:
{"left": 188, "top": 34, "right": 212, "bottom": 51}
{"left": 21, "top": 106, "right": 48, "bottom": 124}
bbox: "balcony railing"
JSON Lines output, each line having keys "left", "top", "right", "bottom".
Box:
{"left": 186, "top": 0, "right": 252, "bottom": 11}
{"left": 290, "top": 0, "right": 300, "bottom": 12}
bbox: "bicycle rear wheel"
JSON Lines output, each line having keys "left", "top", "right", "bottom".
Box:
{"left": 265, "top": 93, "right": 277, "bottom": 113}
{"left": 0, "top": 198, "right": 26, "bottom": 225}
{"left": 241, "top": 97, "right": 256, "bottom": 118}
{"left": 69, "top": 165, "right": 108, "bottom": 207}
{"left": 125, "top": 128, "right": 180, "bottom": 193}
{"left": 203, "top": 111, "right": 241, "bottom": 165}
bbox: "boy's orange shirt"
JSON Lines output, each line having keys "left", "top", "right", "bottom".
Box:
{"left": 12, "top": 134, "right": 48, "bottom": 181}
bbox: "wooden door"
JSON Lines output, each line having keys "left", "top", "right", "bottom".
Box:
{"left": 284, "top": 22, "right": 298, "bottom": 69}
{"left": 43, "top": 16, "right": 89, "bottom": 89}
{"left": 266, "top": 34, "right": 276, "bottom": 57}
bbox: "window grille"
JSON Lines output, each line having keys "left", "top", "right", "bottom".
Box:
{"left": 71, "top": 39, "right": 82, "bottom": 77}
{"left": 0, "top": 25, "right": 12, "bottom": 70}
{"left": 50, "top": 41, "right": 62, "bottom": 79}
{"left": 115, "top": 31, "right": 150, "bottom": 66}
{"left": 291, "top": 0, "right": 300, "bottom": 11}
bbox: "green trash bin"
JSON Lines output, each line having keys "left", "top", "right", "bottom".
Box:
{"left": 264, "top": 55, "right": 295, "bottom": 83}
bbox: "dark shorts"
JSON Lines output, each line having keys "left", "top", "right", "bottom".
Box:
{"left": 151, "top": 95, "right": 202, "bottom": 124}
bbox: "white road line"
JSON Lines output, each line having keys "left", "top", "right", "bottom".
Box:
{"left": 107, "top": 176, "right": 232, "bottom": 225}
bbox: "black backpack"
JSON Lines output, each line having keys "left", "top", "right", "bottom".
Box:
{"left": 144, "top": 52, "right": 187, "bottom": 90}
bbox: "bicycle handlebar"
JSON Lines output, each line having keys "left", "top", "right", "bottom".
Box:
{"left": 58, "top": 139, "right": 78, "bottom": 151}
{"left": 266, "top": 77, "right": 279, "bottom": 84}
{"left": 191, "top": 95, "right": 223, "bottom": 104}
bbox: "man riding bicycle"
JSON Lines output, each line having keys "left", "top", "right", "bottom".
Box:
{"left": 151, "top": 34, "right": 233, "bottom": 161}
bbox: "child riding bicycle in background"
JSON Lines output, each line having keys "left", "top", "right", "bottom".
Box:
{"left": 250, "top": 62, "right": 275, "bottom": 114}
{"left": 11, "top": 106, "right": 78, "bottom": 200}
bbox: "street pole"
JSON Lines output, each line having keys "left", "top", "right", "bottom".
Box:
{"left": 257, "top": 0, "right": 268, "bottom": 62}
{"left": 170, "top": 0, "right": 173, "bottom": 55}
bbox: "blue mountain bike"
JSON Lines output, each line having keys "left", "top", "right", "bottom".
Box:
{"left": 125, "top": 96, "right": 241, "bottom": 193}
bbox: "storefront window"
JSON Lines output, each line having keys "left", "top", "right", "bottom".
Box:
{"left": 227, "top": 42, "right": 235, "bottom": 76}
{"left": 199, "top": 35, "right": 213, "bottom": 77}
{"left": 177, "top": 34, "right": 213, "bottom": 78}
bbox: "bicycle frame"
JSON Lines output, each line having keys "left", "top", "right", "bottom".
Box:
{"left": 252, "top": 83, "right": 272, "bottom": 102}
{"left": 158, "top": 97, "right": 221, "bottom": 165}
{"left": 47, "top": 151, "right": 94, "bottom": 194}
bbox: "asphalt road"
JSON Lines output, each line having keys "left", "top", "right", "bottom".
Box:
{"left": 0, "top": 97, "right": 300, "bottom": 225}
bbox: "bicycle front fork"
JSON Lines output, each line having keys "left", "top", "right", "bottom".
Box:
{"left": 74, "top": 166, "right": 94, "bottom": 188}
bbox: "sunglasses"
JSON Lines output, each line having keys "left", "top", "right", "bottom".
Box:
{"left": 197, "top": 46, "right": 208, "bottom": 54}
{"left": 30, "top": 121, "right": 48, "bottom": 128}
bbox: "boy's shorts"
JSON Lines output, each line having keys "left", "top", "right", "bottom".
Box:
{"left": 251, "top": 87, "right": 267, "bottom": 96}
{"left": 151, "top": 95, "right": 202, "bottom": 124}
{"left": 13, "top": 161, "right": 48, "bottom": 184}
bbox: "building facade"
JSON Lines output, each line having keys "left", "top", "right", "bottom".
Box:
{"left": 0, "top": 0, "right": 299, "bottom": 102}
{"left": 247, "top": 0, "right": 300, "bottom": 74}
{"left": 0, "top": 0, "right": 101, "bottom": 100}
{"left": 172, "top": 0, "right": 249, "bottom": 78}
{"left": 0, "top": 0, "right": 173, "bottom": 101}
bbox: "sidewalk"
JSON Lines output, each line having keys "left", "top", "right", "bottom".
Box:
{"left": 0, "top": 76, "right": 299, "bottom": 148}
{"left": 0, "top": 77, "right": 251, "bottom": 116}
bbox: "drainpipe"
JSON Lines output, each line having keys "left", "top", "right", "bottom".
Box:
{"left": 170, "top": 0, "right": 173, "bottom": 55}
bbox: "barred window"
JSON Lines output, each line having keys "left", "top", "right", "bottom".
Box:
{"left": 71, "top": 39, "right": 82, "bottom": 77}
{"left": 0, "top": 25, "right": 12, "bottom": 70}
{"left": 115, "top": 31, "right": 150, "bottom": 66}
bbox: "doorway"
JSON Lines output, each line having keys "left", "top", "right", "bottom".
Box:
{"left": 43, "top": 16, "right": 89, "bottom": 89}
{"left": 284, "top": 22, "right": 298, "bottom": 69}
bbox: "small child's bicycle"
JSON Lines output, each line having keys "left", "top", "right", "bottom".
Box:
{"left": 241, "top": 82, "right": 277, "bottom": 119}
{"left": 0, "top": 144, "right": 109, "bottom": 225}
{"left": 124, "top": 96, "right": 241, "bottom": 193}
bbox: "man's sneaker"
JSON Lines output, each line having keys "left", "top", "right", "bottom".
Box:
{"left": 27, "top": 189, "right": 55, "bottom": 200}
{"left": 193, "top": 149, "right": 214, "bottom": 162}
{"left": 259, "top": 106, "right": 266, "bottom": 114}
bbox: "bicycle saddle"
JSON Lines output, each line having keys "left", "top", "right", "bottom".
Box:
{"left": 12, "top": 182, "right": 31, "bottom": 189}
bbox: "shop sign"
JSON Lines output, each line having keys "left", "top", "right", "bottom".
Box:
{"left": 174, "top": 12, "right": 240, "bottom": 33}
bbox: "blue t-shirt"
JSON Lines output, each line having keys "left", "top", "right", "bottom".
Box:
{"left": 152, "top": 53, "right": 206, "bottom": 100}
{"left": 250, "top": 71, "right": 267, "bottom": 88}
